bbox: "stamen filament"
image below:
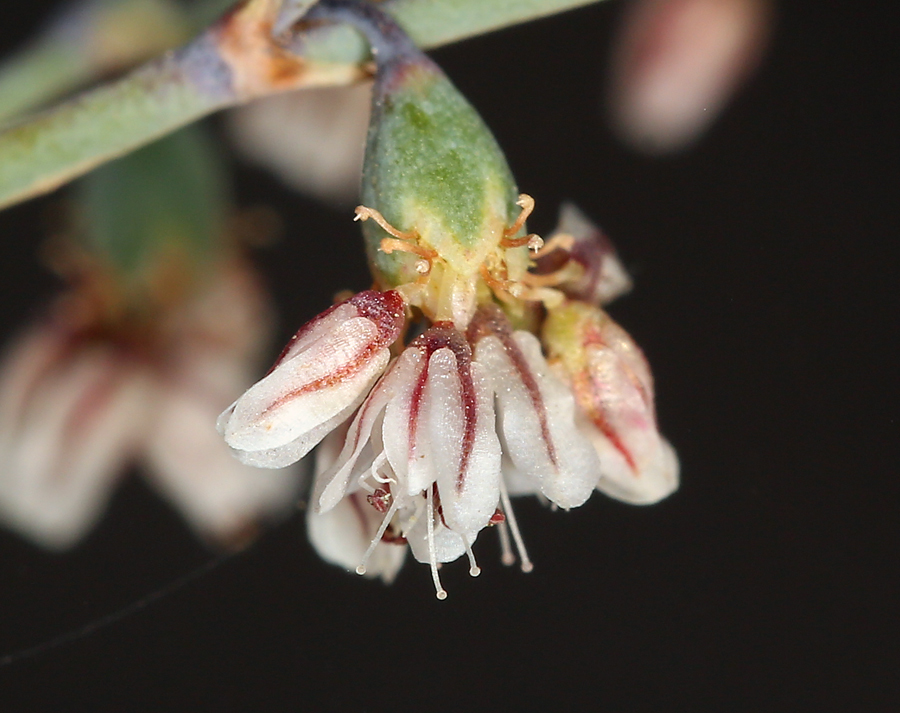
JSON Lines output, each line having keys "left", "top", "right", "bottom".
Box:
{"left": 497, "top": 520, "right": 515, "bottom": 566}
{"left": 480, "top": 265, "right": 518, "bottom": 305}
{"left": 369, "top": 451, "right": 394, "bottom": 483}
{"left": 500, "top": 233, "right": 543, "bottom": 251}
{"left": 354, "top": 205, "right": 418, "bottom": 241}
{"left": 427, "top": 488, "right": 448, "bottom": 599}
{"left": 503, "top": 194, "right": 536, "bottom": 238}
{"left": 499, "top": 479, "right": 534, "bottom": 573}
{"left": 532, "top": 232, "right": 575, "bottom": 259}
{"left": 521, "top": 262, "right": 582, "bottom": 288}
{"left": 379, "top": 237, "right": 437, "bottom": 261}
{"left": 462, "top": 534, "right": 481, "bottom": 577}
{"left": 356, "top": 496, "right": 401, "bottom": 575}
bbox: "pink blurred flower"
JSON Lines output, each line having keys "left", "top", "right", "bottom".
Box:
{"left": 0, "top": 263, "right": 301, "bottom": 550}
{"left": 608, "top": 0, "right": 773, "bottom": 152}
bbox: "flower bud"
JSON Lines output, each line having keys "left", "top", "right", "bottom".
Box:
{"left": 542, "top": 301, "right": 679, "bottom": 504}
{"left": 355, "top": 23, "right": 521, "bottom": 287}
{"left": 217, "top": 290, "right": 406, "bottom": 468}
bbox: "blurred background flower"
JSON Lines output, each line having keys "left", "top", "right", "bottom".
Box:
{"left": 0, "top": 125, "right": 301, "bottom": 551}
{"left": 227, "top": 82, "right": 371, "bottom": 206}
{"left": 607, "top": 0, "right": 773, "bottom": 153}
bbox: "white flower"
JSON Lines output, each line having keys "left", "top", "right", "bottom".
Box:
{"left": 312, "top": 322, "right": 500, "bottom": 598}
{"left": 467, "top": 304, "right": 602, "bottom": 510}
{"left": 543, "top": 301, "right": 679, "bottom": 505}
{"left": 0, "top": 265, "right": 301, "bottom": 550}
{"left": 217, "top": 289, "right": 407, "bottom": 468}
{"left": 223, "top": 199, "right": 677, "bottom": 597}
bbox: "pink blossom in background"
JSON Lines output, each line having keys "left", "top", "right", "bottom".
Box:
{"left": 0, "top": 263, "right": 302, "bottom": 551}
{"left": 608, "top": 0, "right": 773, "bottom": 153}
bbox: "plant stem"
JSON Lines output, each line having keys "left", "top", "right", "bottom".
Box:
{"left": 0, "top": 0, "right": 602, "bottom": 212}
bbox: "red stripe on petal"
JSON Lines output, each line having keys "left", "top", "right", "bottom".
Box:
{"left": 468, "top": 306, "right": 559, "bottom": 469}
{"left": 409, "top": 323, "right": 478, "bottom": 492}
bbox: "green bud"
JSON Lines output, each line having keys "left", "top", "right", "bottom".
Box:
{"left": 77, "top": 123, "right": 228, "bottom": 291}
{"left": 361, "top": 55, "right": 520, "bottom": 288}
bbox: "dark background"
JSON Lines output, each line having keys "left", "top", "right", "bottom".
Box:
{"left": 0, "top": 1, "right": 897, "bottom": 710}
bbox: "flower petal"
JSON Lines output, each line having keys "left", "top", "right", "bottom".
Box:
{"left": 308, "top": 424, "right": 406, "bottom": 581}
{"left": 535, "top": 203, "right": 633, "bottom": 306}
{"left": 145, "top": 378, "right": 303, "bottom": 549}
{"left": 0, "top": 329, "right": 153, "bottom": 550}
{"left": 307, "top": 492, "right": 407, "bottom": 582}
{"left": 470, "top": 307, "right": 601, "bottom": 509}
{"left": 543, "top": 301, "right": 679, "bottom": 505}
{"left": 313, "top": 348, "right": 422, "bottom": 513}
{"left": 219, "top": 290, "right": 405, "bottom": 468}
{"left": 405, "top": 512, "right": 469, "bottom": 564}
{"left": 424, "top": 352, "right": 501, "bottom": 535}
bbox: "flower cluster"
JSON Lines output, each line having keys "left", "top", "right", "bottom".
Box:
{"left": 218, "top": 0, "right": 678, "bottom": 597}
{"left": 220, "top": 199, "right": 678, "bottom": 596}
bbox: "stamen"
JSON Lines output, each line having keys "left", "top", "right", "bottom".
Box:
{"left": 479, "top": 265, "right": 518, "bottom": 305}
{"left": 532, "top": 232, "right": 575, "bottom": 259}
{"left": 520, "top": 262, "right": 583, "bottom": 288}
{"left": 356, "top": 496, "right": 401, "bottom": 575}
{"left": 356, "top": 474, "right": 376, "bottom": 494}
{"left": 500, "top": 233, "right": 543, "bottom": 250}
{"left": 461, "top": 534, "right": 481, "bottom": 577}
{"left": 503, "top": 194, "right": 536, "bottom": 238}
{"left": 379, "top": 237, "right": 437, "bottom": 261}
{"left": 497, "top": 521, "right": 515, "bottom": 566}
{"left": 369, "top": 451, "right": 395, "bottom": 484}
{"left": 426, "top": 488, "right": 448, "bottom": 599}
{"left": 354, "top": 205, "right": 418, "bottom": 241}
{"left": 499, "top": 479, "right": 534, "bottom": 573}
{"left": 515, "top": 285, "right": 566, "bottom": 309}
{"left": 400, "top": 496, "right": 425, "bottom": 537}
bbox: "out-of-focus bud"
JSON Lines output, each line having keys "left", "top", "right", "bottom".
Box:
{"left": 542, "top": 301, "right": 678, "bottom": 505}
{"left": 0, "top": 318, "right": 153, "bottom": 550}
{"left": 608, "top": 0, "right": 772, "bottom": 153}
{"left": 227, "top": 83, "right": 371, "bottom": 205}
{"left": 534, "top": 203, "right": 633, "bottom": 306}
{"left": 142, "top": 266, "right": 301, "bottom": 549}
{"left": 217, "top": 290, "right": 406, "bottom": 468}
